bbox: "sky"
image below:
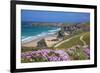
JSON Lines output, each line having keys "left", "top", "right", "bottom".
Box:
{"left": 21, "top": 10, "right": 90, "bottom": 23}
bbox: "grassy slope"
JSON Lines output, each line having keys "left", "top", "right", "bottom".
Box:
{"left": 21, "top": 32, "right": 90, "bottom": 52}
{"left": 55, "top": 32, "right": 90, "bottom": 60}
{"left": 56, "top": 34, "right": 83, "bottom": 49}
{"left": 69, "top": 47, "right": 88, "bottom": 60}
{"left": 83, "top": 32, "right": 90, "bottom": 45}
{"left": 55, "top": 32, "right": 89, "bottom": 49}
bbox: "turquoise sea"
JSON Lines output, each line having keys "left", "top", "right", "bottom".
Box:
{"left": 21, "top": 22, "right": 60, "bottom": 42}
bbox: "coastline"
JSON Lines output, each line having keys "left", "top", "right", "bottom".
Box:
{"left": 21, "top": 33, "right": 59, "bottom": 47}
{"left": 21, "top": 30, "right": 70, "bottom": 48}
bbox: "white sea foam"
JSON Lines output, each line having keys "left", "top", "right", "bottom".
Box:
{"left": 22, "top": 28, "right": 61, "bottom": 43}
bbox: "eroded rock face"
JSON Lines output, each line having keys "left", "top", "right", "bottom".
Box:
{"left": 37, "top": 39, "right": 47, "bottom": 48}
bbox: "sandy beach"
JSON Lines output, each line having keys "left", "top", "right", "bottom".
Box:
{"left": 21, "top": 34, "right": 60, "bottom": 47}
{"left": 45, "top": 35, "right": 61, "bottom": 47}
{"left": 21, "top": 32, "right": 69, "bottom": 48}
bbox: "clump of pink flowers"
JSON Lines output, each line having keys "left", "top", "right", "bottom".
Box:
{"left": 83, "top": 48, "right": 90, "bottom": 55}
{"left": 21, "top": 49, "right": 70, "bottom": 63}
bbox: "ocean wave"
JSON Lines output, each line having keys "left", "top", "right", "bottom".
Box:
{"left": 22, "top": 28, "right": 61, "bottom": 43}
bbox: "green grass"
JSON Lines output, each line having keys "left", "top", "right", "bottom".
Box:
{"left": 21, "top": 47, "right": 40, "bottom": 52}
{"left": 84, "top": 22, "right": 90, "bottom": 27}
{"left": 68, "top": 47, "right": 88, "bottom": 60}
{"left": 73, "top": 30, "right": 85, "bottom": 35}
{"left": 21, "top": 46, "right": 54, "bottom": 52}
{"left": 75, "top": 47, "right": 88, "bottom": 60}
{"left": 21, "top": 57, "right": 48, "bottom": 63}
{"left": 83, "top": 32, "right": 90, "bottom": 45}
{"left": 55, "top": 32, "right": 90, "bottom": 49}
{"left": 56, "top": 34, "right": 84, "bottom": 49}
{"left": 22, "top": 32, "right": 90, "bottom": 52}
